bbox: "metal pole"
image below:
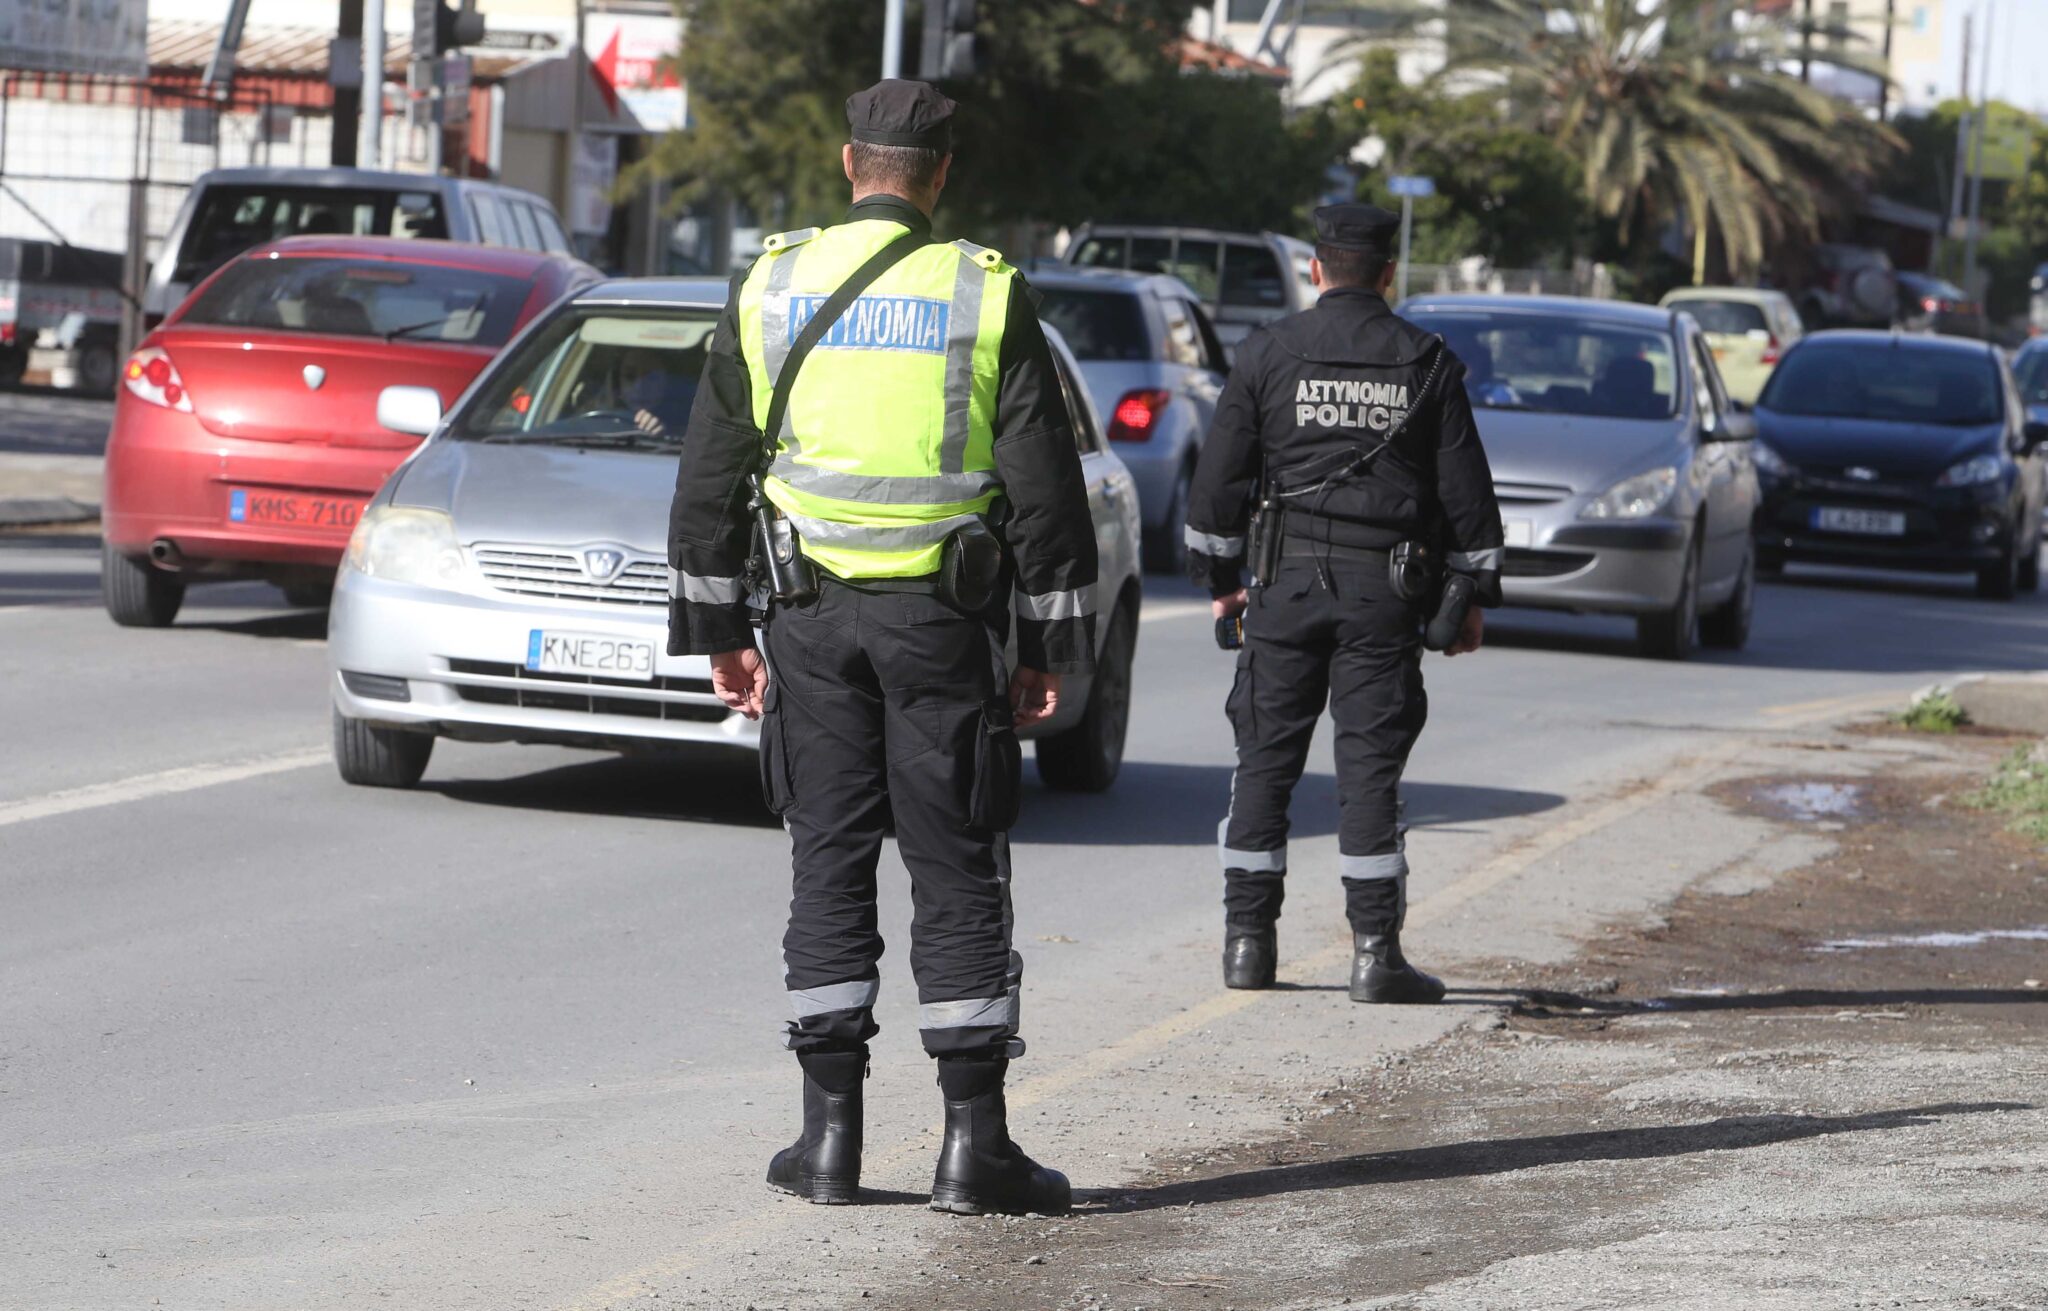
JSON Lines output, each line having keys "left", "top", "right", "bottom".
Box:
{"left": 358, "top": 0, "right": 385, "bottom": 169}
{"left": 1963, "top": 8, "right": 1990, "bottom": 306}
{"left": 1877, "top": 0, "right": 1895, "bottom": 121}
{"left": 1396, "top": 193, "right": 1412, "bottom": 303}
{"left": 1800, "top": 0, "right": 1813, "bottom": 83}
{"left": 883, "top": 0, "right": 904, "bottom": 80}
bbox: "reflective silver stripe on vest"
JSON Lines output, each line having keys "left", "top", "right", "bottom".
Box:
{"left": 670, "top": 568, "right": 746, "bottom": 605}
{"left": 783, "top": 508, "right": 987, "bottom": 551}
{"left": 768, "top": 458, "right": 999, "bottom": 506}
{"left": 788, "top": 977, "right": 880, "bottom": 1019}
{"left": 1448, "top": 547, "right": 1504, "bottom": 572}
{"left": 1015, "top": 586, "right": 1095, "bottom": 622}
{"left": 1218, "top": 820, "right": 1285, "bottom": 872}
{"left": 939, "top": 249, "right": 991, "bottom": 475}
{"left": 760, "top": 251, "right": 800, "bottom": 452}
{"left": 1339, "top": 851, "right": 1408, "bottom": 880}
{"left": 919, "top": 993, "right": 1017, "bottom": 1032}
{"left": 1185, "top": 527, "right": 1246, "bottom": 558}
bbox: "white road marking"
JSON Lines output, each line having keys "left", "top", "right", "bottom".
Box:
{"left": 0, "top": 748, "right": 327, "bottom": 830}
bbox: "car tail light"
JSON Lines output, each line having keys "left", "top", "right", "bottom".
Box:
{"left": 1108, "top": 388, "right": 1170, "bottom": 442}
{"left": 1759, "top": 334, "right": 1781, "bottom": 366}
{"left": 0, "top": 323, "right": 14, "bottom": 346}
{"left": 123, "top": 346, "right": 193, "bottom": 412}
{"left": 1922, "top": 296, "right": 1942, "bottom": 314}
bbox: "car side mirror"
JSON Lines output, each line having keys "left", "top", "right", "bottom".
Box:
{"left": 2023, "top": 419, "right": 2048, "bottom": 452}
{"left": 1706, "top": 409, "right": 1756, "bottom": 443}
{"left": 378, "top": 385, "right": 443, "bottom": 437}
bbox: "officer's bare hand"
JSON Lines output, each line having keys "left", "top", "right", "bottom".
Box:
{"left": 1212, "top": 588, "right": 1249, "bottom": 621}
{"left": 711, "top": 647, "right": 769, "bottom": 719}
{"left": 1444, "top": 607, "right": 1484, "bottom": 657}
{"left": 1011, "top": 668, "right": 1061, "bottom": 729}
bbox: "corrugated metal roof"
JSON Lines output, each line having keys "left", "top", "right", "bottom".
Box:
{"left": 149, "top": 20, "right": 537, "bottom": 79}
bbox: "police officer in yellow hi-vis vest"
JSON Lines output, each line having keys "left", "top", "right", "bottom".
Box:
{"left": 666, "top": 81, "right": 1096, "bottom": 1216}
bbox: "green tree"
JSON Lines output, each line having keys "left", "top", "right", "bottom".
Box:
{"left": 1328, "top": 48, "right": 1585, "bottom": 267}
{"left": 1439, "top": 0, "right": 1900, "bottom": 280}
{"left": 634, "top": 0, "right": 1337, "bottom": 242}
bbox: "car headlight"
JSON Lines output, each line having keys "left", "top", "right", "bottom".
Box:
{"left": 1751, "top": 441, "right": 1792, "bottom": 476}
{"left": 344, "top": 505, "right": 467, "bottom": 587}
{"left": 1580, "top": 467, "right": 1678, "bottom": 520}
{"left": 1935, "top": 453, "right": 2007, "bottom": 487}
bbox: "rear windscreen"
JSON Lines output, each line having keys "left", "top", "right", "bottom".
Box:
{"left": 1672, "top": 299, "right": 1769, "bottom": 336}
{"left": 172, "top": 186, "right": 449, "bottom": 283}
{"left": 179, "top": 257, "right": 531, "bottom": 346}
{"left": 1035, "top": 288, "right": 1153, "bottom": 362}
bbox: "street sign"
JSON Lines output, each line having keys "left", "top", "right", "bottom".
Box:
{"left": 1387, "top": 175, "right": 1436, "bottom": 198}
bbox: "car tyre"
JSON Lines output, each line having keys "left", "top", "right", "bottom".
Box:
{"left": 333, "top": 706, "right": 434, "bottom": 789}
{"left": 1141, "top": 465, "right": 1192, "bottom": 575}
{"left": 1035, "top": 600, "right": 1135, "bottom": 793}
{"left": 1977, "top": 543, "right": 2020, "bottom": 601}
{"left": 102, "top": 542, "right": 185, "bottom": 628}
{"left": 1637, "top": 534, "right": 1700, "bottom": 660}
{"left": 282, "top": 582, "right": 334, "bottom": 609}
{"left": 1699, "top": 542, "right": 1754, "bottom": 651}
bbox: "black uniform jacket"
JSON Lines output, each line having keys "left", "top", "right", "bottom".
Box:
{"left": 665, "top": 195, "right": 1099, "bottom": 675}
{"left": 1184, "top": 287, "right": 1505, "bottom": 606}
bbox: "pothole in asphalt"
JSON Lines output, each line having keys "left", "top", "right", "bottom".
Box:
{"left": 1753, "top": 780, "right": 1866, "bottom": 822}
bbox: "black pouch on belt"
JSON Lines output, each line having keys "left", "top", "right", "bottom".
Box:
{"left": 939, "top": 528, "right": 1005, "bottom": 615}
{"left": 1388, "top": 540, "right": 1439, "bottom": 604}
{"left": 1248, "top": 494, "right": 1284, "bottom": 586}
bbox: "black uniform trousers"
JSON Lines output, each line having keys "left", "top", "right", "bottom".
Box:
{"left": 759, "top": 577, "right": 1024, "bottom": 1061}
{"left": 1220, "top": 555, "right": 1428, "bottom": 935}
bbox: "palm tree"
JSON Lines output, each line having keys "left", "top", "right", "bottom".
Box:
{"left": 1436, "top": 0, "right": 1900, "bottom": 280}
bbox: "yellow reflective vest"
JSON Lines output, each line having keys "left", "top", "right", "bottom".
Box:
{"left": 736, "top": 218, "right": 1016, "bottom": 580}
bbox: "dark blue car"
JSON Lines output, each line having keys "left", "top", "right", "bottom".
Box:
{"left": 1752, "top": 331, "right": 2048, "bottom": 599}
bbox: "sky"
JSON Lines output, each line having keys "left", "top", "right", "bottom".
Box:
{"left": 1933, "top": 0, "right": 2048, "bottom": 114}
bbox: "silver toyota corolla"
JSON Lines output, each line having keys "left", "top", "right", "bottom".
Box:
{"left": 1401, "top": 295, "right": 1762, "bottom": 659}
{"left": 326, "top": 278, "right": 1143, "bottom": 789}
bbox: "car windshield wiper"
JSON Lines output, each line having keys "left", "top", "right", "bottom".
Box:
{"left": 383, "top": 317, "right": 461, "bottom": 342}
{"left": 478, "top": 428, "right": 677, "bottom": 450}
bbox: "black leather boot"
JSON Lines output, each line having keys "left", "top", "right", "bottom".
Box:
{"left": 1223, "top": 919, "right": 1277, "bottom": 989}
{"left": 766, "top": 1049, "right": 865, "bottom": 1204}
{"left": 929, "top": 1057, "right": 1071, "bottom": 1216}
{"left": 1348, "top": 929, "right": 1446, "bottom": 1004}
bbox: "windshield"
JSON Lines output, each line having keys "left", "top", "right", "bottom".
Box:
{"left": 172, "top": 185, "right": 448, "bottom": 283}
{"left": 1036, "top": 288, "right": 1153, "bottom": 362}
{"left": 1759, "top": 341, "right": 2002, "bottom": 426}
{"left": 1403, "top": 309, "right": 1679, "bottom": 420}
{"left": 1671, "top": 299, "right": 1768, "bottom": 336}
{"left": 455, "top": 308, "right": 713, "bottom": 449}
{"left": 2014, "top": 348, "right": 2048, "bottom": 405}
{"left": 180, "top": 257, "right": 532, "bottom": 346}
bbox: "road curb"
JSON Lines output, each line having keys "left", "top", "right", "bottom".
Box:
{"left": 0, "top": 496, "right": 98, "bottom": 527}
{"left": 1940, "top": 673, "right": 2048, "bottom": 737}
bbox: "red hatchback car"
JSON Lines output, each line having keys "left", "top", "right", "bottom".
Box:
{"left": 102, "top": 237, "right": 596, "bottom": 626}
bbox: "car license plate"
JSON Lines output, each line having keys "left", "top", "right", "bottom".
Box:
{"left": 1502, "top": 518, "right": 1534, "bottom": 548}
{"left": 226, "top": 488, "right": 364, "bottom": 531}
{"left": 1812, "top": 507, "right": 1906, "bottom": 536}
{"left": 525, "top": 630, "right": 656, "bottom": 681}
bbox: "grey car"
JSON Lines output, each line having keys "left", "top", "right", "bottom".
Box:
{"left": 325, "top": 278, "right": 1144, "bottom": 791}
{"left": 1401, "top": 295, "right": 1762, "bottom": 659}
{"left": 1063, "top": 224, "right": 1318, "bottom": 349}
{"left": 1030, "top": 265, "right": 1226, "bottom": 572}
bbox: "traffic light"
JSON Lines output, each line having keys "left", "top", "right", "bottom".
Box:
{"left": 919, "top": 0, "right": 976, "bottom": 80}
{"left": 414, "top": 0, "right": 484, "bottom": 60}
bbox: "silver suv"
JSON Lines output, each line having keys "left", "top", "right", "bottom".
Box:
{"left": 1062, "top": 224, "right": 1317, "bottom": 349}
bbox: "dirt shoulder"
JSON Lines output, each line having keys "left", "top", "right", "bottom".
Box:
{"left": 874, "top": 730, "right": 2048, "bottom": 1311}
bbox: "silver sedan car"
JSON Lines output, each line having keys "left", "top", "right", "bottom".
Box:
{"left": 326, "top": 278, "right": 1143, "bottom": 789}
{"left": 1402, "top": 295, "right": 1761, "bottom": 659}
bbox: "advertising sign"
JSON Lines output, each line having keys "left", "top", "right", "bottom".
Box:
{"left": 0, "top": 0, "right": 148, "bottom": 77}
{"left": 585, "top": 12, "right": 685, "bottom": 133}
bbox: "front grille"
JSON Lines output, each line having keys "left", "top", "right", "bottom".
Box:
{"left": 1494, "top": 481, "right": 1574, "bottom": 505}
{"left": 1504, "top": 548, "right": 1595, "bottom": 578}
{"left": 473, "top": 544, "right": 668, "bottom": 607}
{"left": 441, "top": 659, "right": 727, "bottom": 723}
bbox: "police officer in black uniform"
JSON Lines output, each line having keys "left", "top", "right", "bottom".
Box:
{"left": 666, "top": 82, "right": 1096, "bottom": 1217}
{"left": 1184, "top": 203, "right": 1504, "bottom": 1002}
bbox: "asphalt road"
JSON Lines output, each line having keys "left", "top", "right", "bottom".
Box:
{"left": 0, "top": 389, "right": 113, "bottom": 457}
{"left": 4, "top": 536, "right": 2045, "bottom": 1309}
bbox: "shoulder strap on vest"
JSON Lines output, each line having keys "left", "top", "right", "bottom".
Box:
{"left": 762, "top": 227, "right": 821, "bottom": 254}
{"left": 950, "top": 238, "right": 1004, "bottom": 271}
